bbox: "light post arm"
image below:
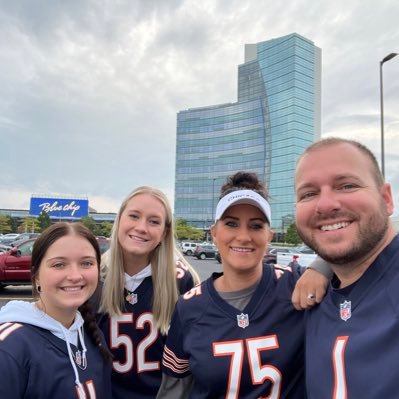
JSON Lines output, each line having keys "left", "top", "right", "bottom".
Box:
{"left": 379, "top": 52, "right": 398, "bottom": 178}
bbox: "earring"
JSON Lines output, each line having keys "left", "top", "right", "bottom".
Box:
{"left": 37, "top": 285, "right": 42, "bottom": 293}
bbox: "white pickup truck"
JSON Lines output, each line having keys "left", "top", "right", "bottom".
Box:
{"left": 277, "top": 251, "right": 317, "bottom": 268}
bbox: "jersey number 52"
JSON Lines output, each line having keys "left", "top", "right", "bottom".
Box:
{"left": 110, "top": 313, "right": 159, "bottom": 373}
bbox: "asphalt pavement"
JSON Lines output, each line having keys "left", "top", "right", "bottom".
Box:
{"left": 186, "top": 256, "right": 222, "bottom": 282}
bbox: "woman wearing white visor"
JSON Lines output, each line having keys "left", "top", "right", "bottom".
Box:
{"left": 157, "top": 171, "right": 328, "bottom": 398}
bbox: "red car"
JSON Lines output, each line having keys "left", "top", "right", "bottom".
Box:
{"left": 0, "top": 238, "right": 36, "bottom": 289}
{"left": 0, "top": 237, "right": 110, "bottom": 289}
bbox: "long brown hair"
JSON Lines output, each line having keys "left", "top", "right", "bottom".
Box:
{"left": 32, "top": 222, "right": 111, "bottom": 361}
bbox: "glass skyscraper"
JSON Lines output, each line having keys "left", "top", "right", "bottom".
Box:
{"left": 175, "top": 33, "right": 321, "bottom": 230}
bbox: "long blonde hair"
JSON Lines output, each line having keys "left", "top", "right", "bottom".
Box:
{"left": 100, "top": 186, "right": 183, "bottom": 334}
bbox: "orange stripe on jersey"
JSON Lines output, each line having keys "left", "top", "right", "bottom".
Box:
{"left": 0, "top": 322, "right": 23, "bottom": 341}
{"left": 163, "top": 345, "right": 190, "bottom": 374}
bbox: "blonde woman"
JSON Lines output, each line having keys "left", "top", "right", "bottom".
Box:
{"left": 97, "top": 186, "right": 199, "bottom": 398}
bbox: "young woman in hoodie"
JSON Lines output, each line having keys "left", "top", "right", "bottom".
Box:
{"left": 0, "top": 222, "right": 112, "bottom": 399}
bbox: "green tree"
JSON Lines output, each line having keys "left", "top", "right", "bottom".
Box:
{"left": 97, "top": 221, "right": 113, "bottom": 237}
{"left": 19, "top": 217, "right": 37, "bottom": 233}
{"left": 37, "top": 211, "right": 51, "bottom": 232}
{"left": 8, "top": 216, "right": 19, "bottom": 233}
{"left": 80, "top": 216, "right": 98, "bottom": 235}
{"left": 0, "top": 215, "right": 12, "bottom": 234}
{"left": 175, "top": 219, "right": 204, "bottom": 241}
{"left": 285, "top": 223, "right": 301, "bottom": 245}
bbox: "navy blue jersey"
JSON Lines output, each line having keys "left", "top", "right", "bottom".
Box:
{"left": 162, "top": 264, "right": 305, "bottom": 398}
{"left": 0, "top": 323, "right": 111, "bottom": 399}
{"left": 306, "top": 235, "right": 399, "bottom": 398}
{"left": 98, "top": 266, "right": 194, "bottom": 399}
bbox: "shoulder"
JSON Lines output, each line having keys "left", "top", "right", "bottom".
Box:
{"left": 0, "top": 322, "right": 34, "bottom": 346}
{"left": 174, "top": 280, "right": 211, "bottom": 322}
{"left": 175, "top": 259, "right": 196, "bottom": 293}
{"left": 0, "top": 322, "right": 40, "bottom": 364}
{"left": 262, "top": 263, "right": 302, "bottom": 300}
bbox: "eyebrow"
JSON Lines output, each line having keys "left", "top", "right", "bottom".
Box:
{"left": 296, "top": 174, "right": 363, "bottom": 190}
{"left": 46, "top": 256, "right": 97, "bottom": 261}
{"left": 126, "top": 209, "right": 163, "bottom": 219}
{"left": 222, "top": 215, "right": 266, "bottom": 222}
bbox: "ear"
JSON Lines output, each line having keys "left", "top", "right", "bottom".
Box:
{"left": 210, "top": 224, "right": 217, "bottom": 244}
{"left": 267, "top": 229, "right": 275, "bottom": 242}
{"left": 381, "top": 183, "right": 394, "bottom": 215}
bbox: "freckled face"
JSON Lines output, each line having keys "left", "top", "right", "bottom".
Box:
{"left": 211, "top": 204, "right": 272, "bottom": 274}
{"left": 118, "top": 193, "right": 167, "bottom": 264}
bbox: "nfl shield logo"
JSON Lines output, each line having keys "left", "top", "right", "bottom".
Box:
{"left": 340, "top": 300, "right": 352, "bottom": 321}
{"left": 75, "top": 350, "right": 82, "bottom": 366}
{"left": 237, "top": 313, "right": 249, "bottom": 329}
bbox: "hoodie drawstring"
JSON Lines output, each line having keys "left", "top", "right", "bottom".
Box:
{"left": 60, "top": 322, "right": 85, "bottom": 396}
{"left": 77, "top": 324, "right": 88, "bottom": 368}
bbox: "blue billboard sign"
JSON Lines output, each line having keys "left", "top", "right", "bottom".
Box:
{"left": 29, "top": 197, "right": 89, "bottom": 219}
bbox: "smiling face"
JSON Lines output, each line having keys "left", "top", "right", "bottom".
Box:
{"left": 117, "top": 193, "right": 167, "bottom": 268}
{"left": 211, "top": 203, "right": 272, "bottom": 277}
{"left": 36, "top": 234, "right": 99, "bottom": 326}
{"left": 295, "top": 142, "right": 394, "bottom": 266}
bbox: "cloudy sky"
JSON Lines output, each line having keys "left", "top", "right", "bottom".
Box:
{"left": 1, "top": 0, "right": 398, "bottom": 215}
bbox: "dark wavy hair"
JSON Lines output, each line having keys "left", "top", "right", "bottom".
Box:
{"left": 219, "top": 171, "right": 269, "bottom": 200}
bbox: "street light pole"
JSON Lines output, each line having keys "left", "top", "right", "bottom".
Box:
{"left": 380, "top": 52, "right": 398, "bottom": 178}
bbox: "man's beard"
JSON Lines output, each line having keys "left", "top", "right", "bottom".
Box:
{"left": 297, "top": 207, "right": 389, "bottom": 265}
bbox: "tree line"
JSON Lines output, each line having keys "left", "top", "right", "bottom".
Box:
{"left": 0, "top": 214, "right": 302, "bottom": 245}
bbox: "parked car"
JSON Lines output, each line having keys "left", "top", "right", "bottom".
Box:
{"left": 263, "top": 247, "right": 297, "bottom": 265}
{"left": 10, "top": 234, "right": 40, "bottom": 248}
{"left": 180, "top": 242, "right": 199, "bottom": 256}
{"left": 292, "top": 245, "right": 316, "bottom": 254}
{"left": 13, "top": 232, "right": 40, "bottom": 242}
{"left": 194, "top": 244, "right": 217, "bottom": 260}
{"left": 0, "top": 244, "right": 12, "bottom": 254}
{"left": 0, "top": 238, "right": 36, "bottom": 289}
{"left": 0, "top": 233, "right": 21, "bottom": 245}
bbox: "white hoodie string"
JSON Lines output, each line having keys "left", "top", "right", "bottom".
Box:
{"left": 77, "top": 324, "right": 88, "bottom": 368}
{"left": 59, "top": 322, "right": 85, "bottom": 396}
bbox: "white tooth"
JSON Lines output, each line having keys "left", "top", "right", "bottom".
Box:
{"left": 232, "top": 247, "right": 252, "bottom": 252}
{"left": 321, "top": 222, "right": 350, "bottom": 231}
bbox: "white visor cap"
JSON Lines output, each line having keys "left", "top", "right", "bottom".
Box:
{"left": 215, "top": 189, "right": 271, "bottom": 225}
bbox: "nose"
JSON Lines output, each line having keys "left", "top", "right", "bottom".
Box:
{"left": 66, "top": 264, "right": 83, "bottom": 281}
{"left": 134, "top": 218, "right": 148, "bottom": 233}
{"left": 236, "top": 226, "right": 251, "bottom": 242}
{"left": 315, "top": 188, "right": 341, "bottom": 214}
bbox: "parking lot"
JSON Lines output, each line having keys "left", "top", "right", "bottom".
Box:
{"left": 186, "top": 256, "right": 222, "bottom": 281}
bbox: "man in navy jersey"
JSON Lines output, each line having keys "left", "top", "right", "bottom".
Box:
{"left": 295, "top": 137, "right": 399, "bottom": 398}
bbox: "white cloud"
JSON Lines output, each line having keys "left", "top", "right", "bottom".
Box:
{"left": 0, "top": 0, "right": 398, "bottom": 216}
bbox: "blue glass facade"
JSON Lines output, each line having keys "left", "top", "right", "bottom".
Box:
{"left": 175, "top": 33, "right": 321, "bottom": 230}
